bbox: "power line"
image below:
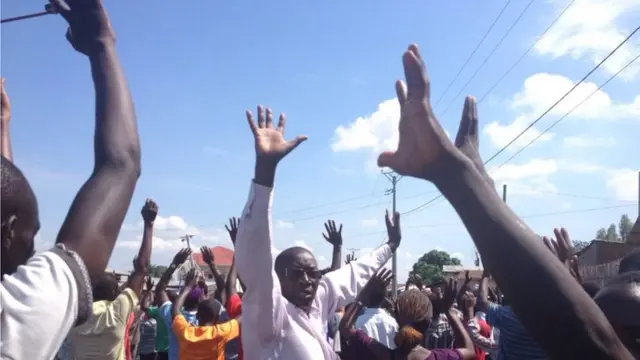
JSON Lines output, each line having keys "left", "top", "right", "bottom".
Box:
{"left": 402, "top": 24, "right": 640, "bottom": 216}
{"left": 438, "top": 0, "right": 535, "bottom": 118}
{"left": 477, "top": 0, "right": 576, "bottom": 104}
{"left": 432, "top": 0, "right": 513, "bottom": 109}
{"left": 483, "top": 24, "right": 640, "bottom": 165}
{"left": 492, "top": 50, "right": 640, "bottom": 170}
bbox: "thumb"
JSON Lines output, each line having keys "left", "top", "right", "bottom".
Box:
{"left": 377, "top": 150, "right": 398, "bottom": 168}
{"left": 286, "top": 135, "right": 308, "bottom": 151}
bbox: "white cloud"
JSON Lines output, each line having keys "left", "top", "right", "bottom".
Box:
{"left": 360, "top": 218, "right": 379, "bottom": 228}
{"left": 277, "top": 220, "right": 295, "bottom": 229}
{"left": 563, "top": 135, "right": 616, "bottom": 148}
{"left": 331, "top": 99, "right": 399, "bottom": 153}
{"left": 489, "top": 159, "right": 559, "bottom": 197}
{"left": 154, "top": 215, "right": 189, "bottom": 231}
{"left": 535, "top": 0, "right": 640, "bottom": 79}
{"left": 450, "top": 252, "right": 465, "bottom": 261}
{"left": 483, "top": 114, "right": 554, "bottom": 149}
{"left": 606, "top": 168, "right": 638, "bottom": 201}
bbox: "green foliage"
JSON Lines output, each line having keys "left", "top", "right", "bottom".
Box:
{"left": 619, "top": 214, "right": 634, "bottom": 241}
{"left": 409, "top": 250, "right": 462, "bottom": 285}
{"left": 594, "top": 215, "right": 633, "bottom": 242}
{"left": 148, "top": 264, "right": 168, "bottom": 278}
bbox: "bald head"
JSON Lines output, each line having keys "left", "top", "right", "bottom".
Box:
{"left": 274, "top": 246, "right": 321, "bottom": 311}
{"left": 274, "top": 246, "right": 316, "bottom": 277}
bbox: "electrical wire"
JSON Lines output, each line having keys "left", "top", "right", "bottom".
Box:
{"left": 492, "top": 51, "right": 640, "bottom": 170}
{"left": 477, "top": 0, "right": 576, "bottom": 104}
{"left": 432, "top": 0, "right": 513, "bottom": 109}
{"left": 439, "top": 0, "right": 536, "bottom": 118}
{"left": 401, "top": 25, "right": 640, "bottom": 216}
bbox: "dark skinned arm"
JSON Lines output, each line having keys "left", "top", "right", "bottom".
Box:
{"left": 329, "top": 244, "right": 342, "bottom": 272}
{"left": 447, "top": 309, "right": 476, "bottom": 360}
{"left": 172, "top": 268, "right": 198, "bottom": 319}
{"left": 200, "top": 246, "right": 226, "bottom": 302}
{"left": 125, "top": 200, "right": 156, "bottom": 296}
{"left": 155, "top": 248, "right": 191, "bottom": 305}
{"left": 55, "top": 40, "right": 141, "bottom": 284}
{"left": 476, "top": 270, "right": 490, "bottom": 313}
{"left": 322, "top": 220, "right": 343, "bottom": 272}
{"left": 1, "top": 78, "right": 12, "bottom": 162}
{"left": 434, "top": 157, "right": 632, "bottom": 359}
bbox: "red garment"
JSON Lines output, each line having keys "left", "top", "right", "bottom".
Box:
{"left": 474, "top": 318, "right": 491, "bottom": 360}
{"left": 124, "top": 312, "right": 135, "bottom": 360}
{"left": 226, "top": 294, "right": 243, "bottom": 360}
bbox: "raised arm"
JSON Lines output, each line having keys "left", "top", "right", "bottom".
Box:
{"left": 1, "top": 78, "right": 13, "bottom": 162}
{"left": 235, "top": 105, "right": 307, "bottom": 341}
{"left": 322, "top": 220, "right": 343, "bottom": 272}
{"left": 155, "top": 248, "right": 191, "bottom": 304}
{"left": 53, "top": 0, "right": 141, "bottom": 284}
{"left": 125, "top": 199, "right": 157, "bottom": 296}
{"left": 377, "top": 44, "right": 632, "bottom": 359}
{"left": 318, "top": 211, "right": 398, "bottom": 314}
{"left": 200, "top": 246, "right": 227, "bottom": 302}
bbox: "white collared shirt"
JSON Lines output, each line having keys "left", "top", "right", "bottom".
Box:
{"left": 235, "top": 182, "right": 393, "bottom": 360}
{"left": 355, "top": 307, "right": 399, "bottom": 349}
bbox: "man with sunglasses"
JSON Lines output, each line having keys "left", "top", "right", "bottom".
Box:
{"left": 234, "top": 106, "right": 401, "bottom": 359}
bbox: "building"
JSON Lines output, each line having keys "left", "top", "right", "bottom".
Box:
{"left": 442, "top": 265, "right": 496, "bottom": 290}
{"left": 192, "top": 246, "right": 235, "bottom": 279}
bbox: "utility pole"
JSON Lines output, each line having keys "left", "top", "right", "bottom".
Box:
{"left": 382, "top": 170, "right": 402, "bottom": 299}
{"left": 180, "top": 234, "right": 196, "bottom": 267}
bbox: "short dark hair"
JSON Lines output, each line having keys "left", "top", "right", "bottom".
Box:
{"left": 197, "top": 297, "right": 222, "bottom": 322}
{"left": 93, "top": 273, "right": 119, "bottom": 301}
{"left": 1, "top": 156, "right": 37, "bottom": 223}
{"left": 618, "top": 248, "right": 640, "bottom": 274}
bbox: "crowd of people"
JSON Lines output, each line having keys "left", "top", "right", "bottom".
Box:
{"left": 1, "top": 0, "right": 639, "bottom": 359}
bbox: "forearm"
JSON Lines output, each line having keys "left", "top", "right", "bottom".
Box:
{"left": 88, "top": 42, "right": 140, "bottom": 170}
{"left": 226, "top": 259, "right": 238, "bottom": 297}
{"left": 172, "top": 288, "right": 190, "bottom": 318}
{"left": 330, "top": 245, "right": 342, "bottom": 272}
{"left": 448, "top": 311, "right": 474, "bottom": 355}
{"left": 1, "top": 122, "right": 12, "bottom": 162}
{"left": 208, "top": 264, "right": 226, "bottom": 293}
{"left": 434, "top": 158, "right": 629, "bottom": 359}
{"left": 156, "top": 263, "right": 178, "bottom": 302}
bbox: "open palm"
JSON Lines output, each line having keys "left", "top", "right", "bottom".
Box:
{"left": 246, "top": 105, "right": 307, "bottom": 162}
{"left": 377, "top": 45, "right": 461, "bottom": 180}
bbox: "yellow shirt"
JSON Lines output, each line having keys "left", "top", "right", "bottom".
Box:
{"left": 172, "top": 314, "right": 240, "bottom": 360}
{"left": 68, "top": 288, "right": 138, "bottom": 360}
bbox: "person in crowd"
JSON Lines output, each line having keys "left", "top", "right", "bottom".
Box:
{"left": 138, "top": 287, "right": 158, "bottom": 360}
{"left": 234, "top": 105, "right": 401, "bottom": 359}
{"left": 460, "top": 285, "right": 495, "bottom": 360}
{"left": 68, "top": 199, "right": 155, "bottom": 360}
{"left": 221, "top": 217, "right": 243, "bottom": 360}
{"left": 425, "top": 285, "right": 461, "bottom": 350}
{"left": 171, "top": 268, "right": 240, "bottom": 360}
{"left": 376, "top": 43, "right": 633, "bottom": 359}
{"left": 340, "top": 270, "right": 475, "bottom": 360}
{"left": 320, "top": 220, "right": 344, "bottom": 275}
{"left": 141, "top": 288, "right": 174, "bottom": 360}
{"left": 0, "top": 0, "right": 141, "bottom": 358}
{"left": 354, "top": 268, "right": 399, "bottom": 349}
{"left": 154, "top": 248, "right": 203, "bottom": 360}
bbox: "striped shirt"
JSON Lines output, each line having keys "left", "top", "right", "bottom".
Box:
{"left": 138, "top": 316, "right": 157, "bottom": 355}
{"left": 486, "top": 303, "right": 547, "bottom": 360}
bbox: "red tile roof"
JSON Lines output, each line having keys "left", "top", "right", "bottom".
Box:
{"left": 192, "top": 246, "right": 234, "bottom": 266}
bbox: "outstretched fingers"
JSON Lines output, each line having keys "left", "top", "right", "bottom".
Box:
{"left": 257, "top": 105, "right": 265, "bottom": 128}
{"left": 455, "top": 96, "right": 478, "bottom": 148}
{"left": 403, "top": 44, "right": 430, "bottom": 100}
{"left": 265, "top": 108, "right": 274, "bottom": 128}
{"left": 277, "top": 113, "right": 286, "bottom": 134}
{"left": 245, "top": 110, "right": 258, "bottom": 135}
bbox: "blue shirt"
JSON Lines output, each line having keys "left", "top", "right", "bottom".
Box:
{"left": 159, "top": 300, "right": 230, "bottom": 360}
{"left": 486, "top": 303, "right": 547, "bottom": 360}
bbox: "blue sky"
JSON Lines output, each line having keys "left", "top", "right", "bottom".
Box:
{"left": 2, "top": 0, "right": 639, "bottom": 282}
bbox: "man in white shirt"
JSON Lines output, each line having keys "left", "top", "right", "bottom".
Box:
{"left": 235, "top": 106, "right": 400, "bottom": 359}
{"left": 355, "top": 290, "right": 399, "bottom": 349}
{"left": 0, "top": 1, "right": 141, "bottom": 359}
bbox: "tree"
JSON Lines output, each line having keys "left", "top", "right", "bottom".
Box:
{"left": 619, "top": 214, "right": 634, "bottom": 242}
{"left": 410, "top": 250, "right": 462, "bottom": 285}
{"left": 596, "top": 228, "right": 607, "bottom": 240}
{"left": 148, "top": 264, "right": 168, "bottom": 278}
{"left": 606, "top": 223, "right": 618, "bottom": 242}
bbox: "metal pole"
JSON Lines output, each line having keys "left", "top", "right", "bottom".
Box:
{"left": 391, "top": 175, "right": 398, "bottom": 299}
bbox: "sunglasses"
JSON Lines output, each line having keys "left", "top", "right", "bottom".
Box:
{"left": 287, "top": 268, "right": 322, "bottom": 280}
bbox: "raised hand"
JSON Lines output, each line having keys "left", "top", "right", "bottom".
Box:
{"left": 442, "top": 277, "right": 458, "bottom": 311}
{"left": 200, "top": 246, "right": 214, "bottom": 265}
{"left": 359, "top": 268, "right": 394, "bottom": 302}
{"left": 172, "top": 248, "right": 192, "bottom": 266}
{"left": 246, "top": 105, "right": 307, "bottom": 164}
{"left": 385, "top": 210, "right": 401, "bottom": 251}
{"left": 225, "top": 217, "right": 240, "bottom": 245}
{"left": 322, "top": 220, "right": 343, "bottom": 246}
{"left": 454, "top": 97, "right": 495, "bottom": 189}
{"left": 184, "top": 268, "right": 198, "bottom": 288}
{"left": 345, "top": 252, "right": 357, "bottom": 265}
{"left": 141, "top": 198, "right": 158, "bottom": 224}
{"left": 543, "top": 228, "right": 581, "bottom": 283}
{"left": 1, "top": 78, "right": 11, "bottom": 124}
{"left": 50, "top": 0, "right": 115, "bottom": 55}
{"left": 377, "top": 44, "right": 465, "bottom": 180}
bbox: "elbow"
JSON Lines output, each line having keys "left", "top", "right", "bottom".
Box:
{"left": 95, "top": 146, "right": 142, "bottom": 180}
